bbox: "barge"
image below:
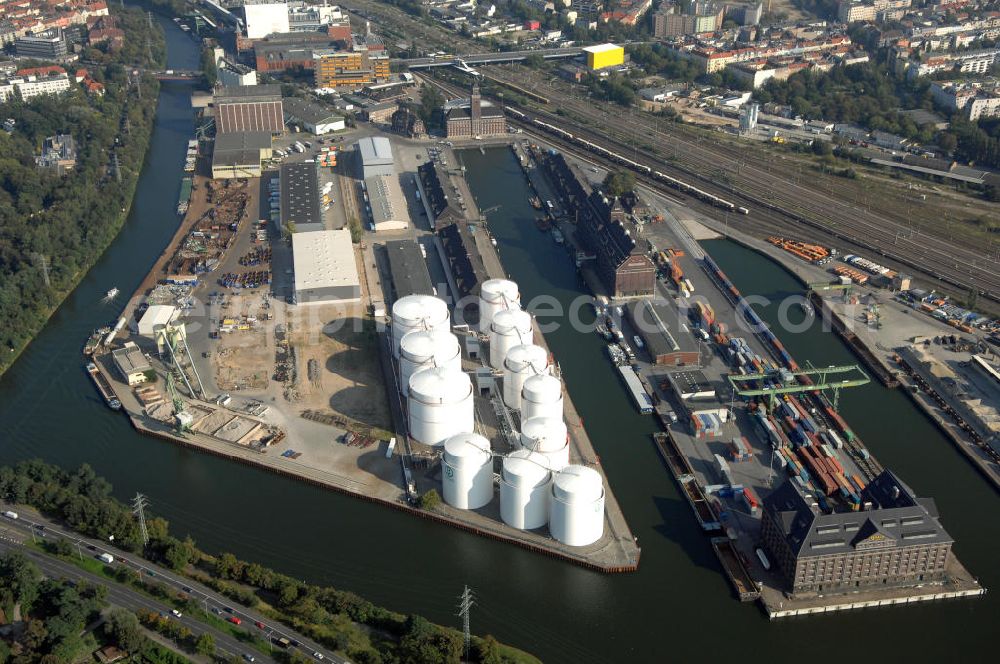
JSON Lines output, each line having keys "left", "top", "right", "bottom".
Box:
{"left": 85, "top": 362, "right": 121, "bottom": 410}
{"left": 618, "top": 365, "right": 653, "bottom": 414}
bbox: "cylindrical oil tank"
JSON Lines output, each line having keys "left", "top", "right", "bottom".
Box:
{"left": 442, "top": 432, "right": 494, "bottom": 510}
{"left": 549, "top": 465, "right": 605, "bottom": 547}
{"left": 520, "top": 416, "right": 570, "bottom": 471}
{"left": 489, "top": 309, "right": 533, "bottom": 369}
{"left": 521, "top": 373, "right": 564, "bottom": 422}
{"left": 479, "top": 279, "right": 520, "bottom": 331}
{"left": 502, "top": 343, "right": 549, "bottom": 410}
{"left": 391, "top": 295, "right": 450, "bottom": 358}
{"left": 398, "top": 329, "right": 462, "bottom": 396}
{"left": 407, "top": 367, "right": 474, "bottom": 446}
{"left": 500, "top": 450, "right": 552, "bottom": 530}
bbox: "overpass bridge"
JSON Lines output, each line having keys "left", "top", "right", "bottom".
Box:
{"left": 395, "top": 47, "right": 584, "bottom": 70}
{"left": 151, "top": 70, "right": 203, "bottom": 81}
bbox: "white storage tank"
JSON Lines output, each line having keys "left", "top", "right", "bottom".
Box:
{"left": 442, "top": 432, "right": 494, "bottom": 510}
{"left": 502, "top": 343, "right": 549, "bottom": 410}
{"left": 398, "top": 329, "right": 462, "bottom": 396}
{"left": 549, "top": 465, "right": 605, "bottom": 547}
{"left": 391, "top": 295, "right": 450, "bottom": 358}
{"left": 520, "top": 416, "right": 570, "bottom": 471}
{"left": 479, "top": 279, "right": 520, "bottom": 331}
{"left": 489, "top": 309, "right": 533, "bottom": 369}
{"left": 521, "top": 373, "right": 564, "bottom": 422}
{"left": 500, "top": 450, "right": 552, "bottom": 530}
{"left": 408, "top": 367, "right": 474, "bottom": 446}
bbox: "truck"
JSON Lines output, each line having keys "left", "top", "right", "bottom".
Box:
{"left": 1, "top": 510, "right": 17, "bottom": 520}
{"left": 275, "top": 637, "right": 292, "bottom": 649}
{"left": 98, "top": 553, "right": 115, "bottom": 564}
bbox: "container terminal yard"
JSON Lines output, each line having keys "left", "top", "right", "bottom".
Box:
{"left": 79, "top": 125, "right": 640, "bottom": 574}
{"left": 493, "top": 132, "right": 985, "bottom": 617}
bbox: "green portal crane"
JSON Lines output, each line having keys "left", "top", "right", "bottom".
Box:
{"left": 807, "top": 280, "right": 854, "bottom": 303}
{"left": 727, "top": 363, "right": 870, "bottom": 411}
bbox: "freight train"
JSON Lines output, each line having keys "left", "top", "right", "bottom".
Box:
{"left": 507, "top": 108, "right": 750, "bottom": 216}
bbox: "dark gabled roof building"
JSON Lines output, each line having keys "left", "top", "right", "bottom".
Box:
{"left": 579, "top": 191, "right": 656, "bottom": 298}
{"left": 417, "top": 161, "right": 464, "bottom": 229}
{"left": 761, "top": 469, "right": 954, "bottom": 596}
{"left": 384, "top": 240, "right": 435, "bottom": 302}
{"left": 437, "top": 221, "right": 490, "bottom": 299}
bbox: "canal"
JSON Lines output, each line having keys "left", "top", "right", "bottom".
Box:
{"left": 0, "top": 18, "right": 994, "bottom": 661}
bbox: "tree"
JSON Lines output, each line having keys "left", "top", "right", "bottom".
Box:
{"left": 195, "top": 633, "right": 215, "bottom": 656}
{"left": 474, "top": 635, "right": 502, "bottom": 664}
{"left": 419, "top": 85, "right": 445, "bottom": 130}
{"left": 201, "top": 48, "right": 218, "bottom": 87}
{"left": 602, "top": 170, "right": 636, "bottom": 197}
{"left": 104, "top": 608, "right": 143, "bottom": 654}
{"left": 0, "top": 552, "right": 41, "bottom": 611}
{"left": 418, "top": 489, "right": 441, "bottom": 510}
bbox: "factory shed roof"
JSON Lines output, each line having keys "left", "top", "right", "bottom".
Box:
{"left": 112, "top": 342, "right": 151, "bottom": 376}
{"left": 214, "top": 130, "right": 272, "bottom": 152}
{"left": 358, "top": 136, "right": 393, "bottom": 165}
{"left": 385, "top": 240, "right": 434, "bottom": 300}
{"left": 292, "top": 229, "right": 359, "bottom": 293}
{"left": 215, "top": 84, "right": 282, "bottom": 103}
{"left": 283, "top": 96, "right": 342, "bottom": 125}
{"left": 281, "top": 162, "right": 321, "bottom": 229}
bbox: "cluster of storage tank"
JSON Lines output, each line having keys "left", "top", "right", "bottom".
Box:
{"left": 393, "top": 295, "right": 472, "bottom": 448}
{"left": 391, "top": 284, "right": 604, "bottom": 547}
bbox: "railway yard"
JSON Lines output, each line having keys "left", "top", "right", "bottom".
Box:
{"left": 336, "top": 0, "right": 1000, "bottom": 309}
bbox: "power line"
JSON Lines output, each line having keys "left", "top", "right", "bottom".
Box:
{"left": 456, "top": 585, "right": 474, "bottom": 661}
{"left": 132, "top": 493, "right": 150, "bottom": 546}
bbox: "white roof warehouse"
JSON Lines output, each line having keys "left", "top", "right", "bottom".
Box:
{"left": 292, "top": 229, "right": 360, "bottom": 304}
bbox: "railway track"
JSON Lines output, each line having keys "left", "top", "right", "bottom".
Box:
{"left": 453, "top": 68, "right": 1000, "bottom": 303}
{"left": 342, "top": 0, "right": 1000, "bottom": 301}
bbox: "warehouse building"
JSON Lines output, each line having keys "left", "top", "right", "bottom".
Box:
{"left": 112, "top": 342, "right": 152, "bottom": 386}
{"left": 134, "top": 305, "right": 177, "bottom": 340}
{"left": 627, "top": 300, "right": 701, "bottom": 367}
{"left": 418, "top": 161, "right": 465, "bottom": 228}
{"left": 663, "top": 370, "right": 716, "bottom": 401}
{"left": 356, "top": 136, "right": 394, "bottom": 179}
{"left": 215, "top": 85, "right": 284, "bottom": 134}
{"left": 292, "top": 229, "right": 360, "bottom": 304}
{"left": 762, "top": 469, "right": 954, "bottom": 596}
{"left": 280, "top": 162, "right": 323, "bottom": 232}
{"left": 438, "top": 221, "right": 490, "bottom": 298}
{"left": 580, "top": 192, "right": 656, "bottom": 298}
{"left": 384, "top": 239, "right": 435, "bottom": 302}
{"left": 211, "top": 131, "right": 273, "bottom": 179}
{"left": 583, "top": 43, "right": 625, "bottom": 70}
{"left": 363, "top": 174, "right": 408, "bottom": 231}
{"left": 283, "top": 97, "right": 345, "bottom": 134}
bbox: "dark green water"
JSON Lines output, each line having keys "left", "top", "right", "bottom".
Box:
{"left": 0, "top": 21, "right": 994, "bottom": 660}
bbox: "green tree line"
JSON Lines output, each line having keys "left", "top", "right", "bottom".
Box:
{"left": 0, "top": 459, "right": 539, "bottom": 664}
{"left": 0, "top": 6, "right": 163, "bottom": 377}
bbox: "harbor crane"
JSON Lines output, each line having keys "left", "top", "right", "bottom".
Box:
{"left": 727, "top": 362, "right": 870, "bottom": 411}
{"left": 165, "top": 372, "right": 193, "bottom": 434}
{"left": 806, "top": 280, "right": 854, "bottom": 303}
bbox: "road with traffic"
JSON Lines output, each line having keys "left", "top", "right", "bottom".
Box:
{"left": 0, "top": 506, "right": 348, "bottom": 664}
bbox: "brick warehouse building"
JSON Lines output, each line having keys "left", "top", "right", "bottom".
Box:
{"left": 446, "top": 84, "right": 506, "bottom": 139}
{"left": 579, "top": 192, "right": 656, "bottom": 298}
{"left": 761, "top": 470, "right": 954, "bottom": 596}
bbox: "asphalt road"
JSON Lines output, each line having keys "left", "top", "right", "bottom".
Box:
{"left": 0, "top": 506, "right": 348, "bottom": 664}
{"left": 0, "top": 530, "right": 264, "bottom": 662}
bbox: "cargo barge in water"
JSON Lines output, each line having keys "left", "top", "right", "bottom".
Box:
{"left": 85, "top": 362, "right": 121, "bottom": 410}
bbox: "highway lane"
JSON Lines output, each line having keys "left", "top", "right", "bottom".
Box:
{"left": 0, "top": 507, "right": 348, "bottom": 664}
{"left": 0, "top": 532, "right": 265, "bottom": 663}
